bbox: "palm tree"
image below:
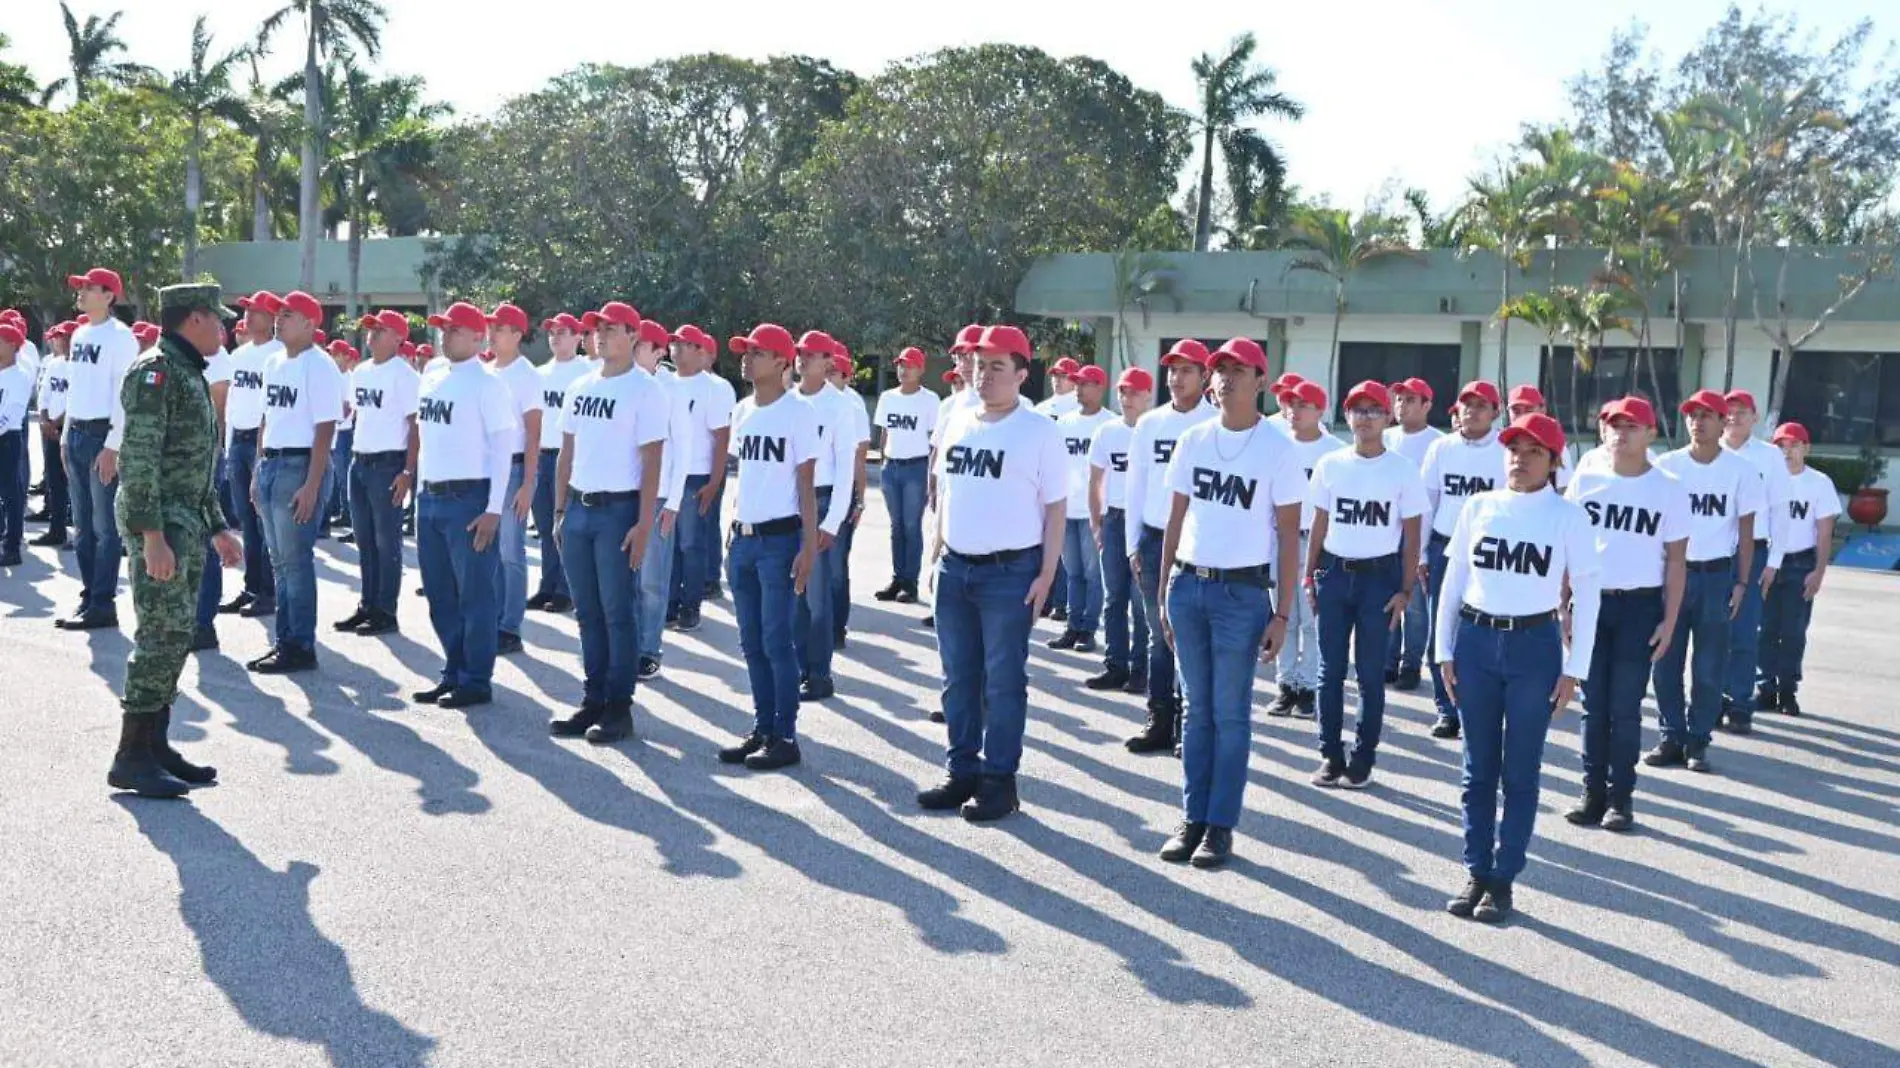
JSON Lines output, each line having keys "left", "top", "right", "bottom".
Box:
{"left": 1281, "top": 207, "right": 1421, "bottom": 401}
{"left": 1112, "top": 249, "right": 1181, "bottom": 378}
{"left": 1591, "top": 161, "right": 1684, "bottom": 438}
{"left": 1219, "top": 127, "right": 1287, "bottom": 250}
{"left": 168, "top": 17, "right": 250, "bottom": 277}
{"left": 259, "top": 0, "right": 388, "bottom": 290}
{"left": 41, "top": 3, "right": 152, "bottom": 105}
{"left": 1497, "top": 287, "right": 1572, "bottom": 391}
{"left": 1464, "top": 162, "right": 1554, "bottom": 391}
{"left": 1403, "top": 188, "right": 1469, "bottom": 249}
{"left": 0, "top": 34, "right": 40, "bottom": 108}
{"left": 1559, "top": 287, "right": 1635, "bottom": 431}
{"left": 327, "top": 67, "right": 448, "bottom": 320}
{"left": 1189, "top": 33, "right": 1303, "bottom": 252}
{"left": 230, "top": 55, "right": 299, "bottom": 242}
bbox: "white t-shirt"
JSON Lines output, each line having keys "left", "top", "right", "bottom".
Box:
{"left": 1164, "top": 417, "right": 1306, "bottom": 570}
{"left": 224, "top": 338, "right": 281, "bottom": 438}
{"left": 1576, "top": 443, "right": 1660, "bottom": 475}
{"left": 931, "top": 388, "right": 981, "bottom": 447}
{"left": 873, "top": 387, "right": 940, "bottom": 460}
{"left": 204, "top": 349, "right": 233, "bottom": 388}
{"left": 678, "top": 371, "right": 736, "bottom": 476}
{"left": 1088, "top": 418, "right": 1138, "bottom": 511}
{"left": 1767, "top": 467, "right": 1840, "bottom": 566}
{"left": 36, "top": 356, "right": 68, "bottom": 420}
{"left": 486, "top": 357, "right": 541, "bottom": 458}
{"left": 424, "top": 356, "right": 449, "bottom": 376}
{"left": 1655, "top": 447, "right": 1766, "bottom": 563}
{"left": 0, "top": 364, "right": 32, "bottom": 434}
{"left": 1035, "top": 391, "right": 1081, "bottom": 420}
{"left": 1724, "top": 435, "right": 1790, "bottom": 543}
{"left": 1057, "top": 408, "right": 1115, "bottom": 520}
{"left": 1309, "top": 448, "right": 1430, "bottom": 559}
{"left": 935, "top": 403, "right": 1068, "bottom": 555}
{"left": 417, "top": 359, "right": 518, "bottom": 514}
{"left": 796, "top": 384, "right": 866, "bottom": 533}
{"left": 1434, "top": 486, "right": 1602, "bottom": 678}
{"left": 1125, "top": 399, "right": 1217, "bottom": 553}
{"left": 64, "top": 316, "right": 139, "bottom": 449}
{"left": 645, "top": 365, "right": 693, "bottom": 508}
{"left": 1421, "top": 429, "right": 1509, "bottom": 538}
{"left": 728, "top": 392, "right": 822, "bottom": 524}
{"left": 536, "top": 357, "right": 592, "bottom": 451}
{"left": 259, "top": 345, "right": 346, "bottom": 450}
{"left": 839, "top": 384, "right": 871, "bottom": 453}
{"left": 349, "top": 358, "right": 422, "bottom": 454}
{"left": 15, "top": 340, "right": 39, "bottom": 384}
{"left": 1384, "top": 425, "right": 1444, "bottom": 471}
{"left": 560, "top": 367, "right": 670, "bottom": 494}
{"left": 1564, "top": 466, "right": 1691, "bottom": 590}
{"left": 1285, "top": 432, "right": 1348, "bottom": 531}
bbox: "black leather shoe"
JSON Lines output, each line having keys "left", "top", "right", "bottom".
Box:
{"left": 1601, "top": 805, "right": 1635, "bottom": 833}
{"left": 1190, "top": 826, "right": 1233, "bottom": 868}
{"left": 249, "top": 646, "right": 317, "bottom": 674}
{"left": 893, "top": 585, "right": 918, "bottom": 604}
{"left": 1564, "top": 793, "right": 1607, "bottom": 826}
{"left": 217, "top": 592, "right": 254, "bottom": 614}
{"left": 550, "top": 701, "right": 605, "bottom": 738}
{"left": 153, "top": 705, "right": 216, "bottom": 785}
{"left": 744, "top": 735, "right": 802, "bottom": 771}
{"left": 333, "top": 608, "right": 371, "bottom": 632}
{"left": 1048, "top": 630, "right": 1080, "bottom": 651}
{"left": 670, "top": 606, "right": 701, "bottom": 632}
{"left": 1158, "top": 821, "right": 1206, "bottom": 863}
{"left": 29, "top": 529, "right": 69, "bottom": 547}
{"left": 189, "top": 625, "right": 219, "bottom": 652}
{"left": 1311, "top": 757, "right": 1346, "bottom": 788}
{"left": 106, "top": 714, "right": 190, "bottom": 799}
{"left": 1124, "top": 705, "right": 1178, "bottom": 754}
{"left": 917, "top": 775, "right": 980, "bottom": 810}
{"left": 412, "top": 682, "right": 455, "bottom": 704}
{"left": 436, "top": 687, "right": 492, "bottom": 709}
{"left": 799, "top": 678, "right": 834, "bottom": 702}
{"left": 960, "top": 774, "right": 1019, "bottom": 822}
{"left": 874, "top": 581, "right": 902, "bottom": 602}
{"left": 354, "top": 611, "right": 399, "bottom": 636}
{"left": 496, "top": 631, "right": 524, "bottom": 655}
{"left": 1049, "top": 605, "right": 1068, "bottom": 623}
{"left": 525, "top": 592, "right": 551, "bottom": 611}
{"left": 1072, "top": 632, "right": 1097, "bottom": 653}
{"left": 717, "top": 732, "right": 767, "bottom": 764}
{"left": 543, "top": 594, "right": 573, "bottom": 614}
{"left": 585, "top": 700, "right": 634, "bottom": 744}
{"left": 1122, "top": 673, "right": 1147, "bottom": 695}
{"left": 1446, "top": 876, "right": 1488, "bottom": 918}
{"left": 1781, "top": 693, "right": 1803, "bottom": 717}
{"left": 238, "top": 598, "right": 276, "bottom": 618}
{"left": 1753, "top": 688, "right": 1780, "bottom": 712}
{"left": 927, "top": 710, "right": 946, "bottom": 723}
{"left": 58, "top": 611, "right": 118, "bottom": 631}
{"left": 1084, "top": 667, "right": 1130, "bottom": 691}
{"left": 1473, "top": 882, "right": 1514, "bottom": 924}
{"left": 1643, "top": 740, "right": 1687, "bottom": 767}
{"left": 921, "top": 614, "right": 934, "bottom": 629}
{"left": 1430, "top": 716, "right": 1461, "bottom": 739}
{"left": 1267, "top": 687, "right": 1297, "bottom": 718}
{"left": 1395, "top": 666, "right": 1421, "bottom": 692}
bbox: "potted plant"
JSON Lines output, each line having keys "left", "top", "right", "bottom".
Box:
{"left": 1842, "top": 441, "right": 1890, "bottom": 528}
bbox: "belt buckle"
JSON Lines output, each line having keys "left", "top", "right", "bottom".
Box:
{"left": 1496, "top": 615, "right": 1516, "bottom": 631}
{"left": 1193, "top": 565, "right": 1215, "bottom": 580}
{"left": 739, "top": 522, "right": 756, "bottom": 536}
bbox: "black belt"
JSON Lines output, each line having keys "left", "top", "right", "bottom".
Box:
{"left": 1106, "top": 506, "right": 1125, "bottom": 518}
{"left": 1752, "top": 538, "right": 1769, "bottom": 548}
{"left": 540, "top": 447, "right": 560, "bottom": 456}
{"left": 947, "top": 546, "right": 1038, "bottom": 566}
{"left": 1459, "top": 605, "right": 1559, "bottom": 631}
{"left": 262, "top": 447, "right": 311, "bottom": 459}
{"left": 353, "top": 449, "right": 405, "bottom": 461}
{"left": 1429, "top": 531, "right": 1451, "bottom": 547}
{"left": 569, "top": 486, "right": 639, "bottom": 507}
{"left": 510, "top": 452, "right": 525, "bottom": 464}
{"left": 885, "top": 455, "right": 929, "bottom": 465}
{"left": 1687, "top": 556, "right": 1734, "bottom": 573}
{"left": 1602, "top": 585, "right": 1663, "bottom": 599}
{"left": 1176, "top": 560, "right": 1272, "bottom": 588}
{"left": 422, "top": 478, "right": 487, "bottom": 495}
{"left": 68, "top": 417, "right": 110, "bottom": 433}
{"left": 1322, "top": 551, "right": 1400, "bottom": 573}
{"left": 732, "top": 515, "right": 800, "bottom": 537}
{"left": 1144, "top": 523, "right": 1164, "bottom": 536}
{"left": 1779, "top": 549, "right": 1818, "bottom": 567}
{"left": 230, "top": 427, "right": 260, "bottom": 443}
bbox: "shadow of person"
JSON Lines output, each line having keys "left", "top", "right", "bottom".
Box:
{"left": 191, "top": 655, "right": 340, "bottom": 776}
{"left": 119, "top": 798, "right": 436, "bottom": 1068}
{"left": 281, "top": 666, "right": 490, "bottom": 818}
{"left": 2, "top": 546, "right": 57, "bottom": 616}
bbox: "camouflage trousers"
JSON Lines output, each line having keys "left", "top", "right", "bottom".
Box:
{"left": 122, "top": 529, "right": 208, "bottom": 713}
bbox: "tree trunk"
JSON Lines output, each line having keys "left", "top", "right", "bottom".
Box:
{"left": 1496, "top": 252, "right": 1512, "bottom": 391}
{"left": 1721, "top": 210, "right": 1749, "bottom": 391}
{"left": 298, "top": 23, "right": 322, "bottom": 292}
{"left": 252, "top": 164, "right": 271, "bottom": 242}
{"left": 1326, "top": 285, "right": 1343, "bottom": 416}
{"left": 183, "top": 123, "right": 203, "bottom": 279}
{"left": 1193, "top": 125, "right": 1216, "bottom": 253}
{"left": 346, "top": 167, "right": 363, "bottom": 324}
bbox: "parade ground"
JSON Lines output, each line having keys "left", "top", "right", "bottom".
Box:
{"left": 4, "top": 492, "right": 1899, "bottom": 1068}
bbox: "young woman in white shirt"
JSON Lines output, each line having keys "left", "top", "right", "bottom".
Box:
{"left": 872, "top": 346, "right": 937, "bottom": 604}
{"left": 336, "top": 311, "right": 421, "bottom": 637}
{"left": 1754, "top": 422, "right": 1839, "bottom": 719}
{"left": 1435, "top": 412, "right": 1600, "bottom": 923}
{"left": 1562, "top": 396, "right": 1687, "bottom": 832}
{"left": 1155, "top": 337, "right": 1304, "bottom": 868}
{"left": 1303, "top": 381, "right": 1426, "bottom": 788}
{"left": 1086, "top": 366, "right": 1154, "bottom": 693}
{"left": 1420, "top": 381, "right": 1507, "bottom": 739}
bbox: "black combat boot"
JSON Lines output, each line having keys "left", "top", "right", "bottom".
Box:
{"left": 1158, "top": 821, "right": 1207, "bottom": 862}
{"left": 917, "top": 774, "right": 980, "bottom": 810}
{"left": 107, "top": 714, "right": 190, "bottom": 798}
{"left": 584, "top": 699, "right": 634, "bottom": 744}
{"left": 550, "top": 700, "right": 605, "bottom": 738}
{"left": 1473, "top": 882, "right": 1515, "bottom": 923}
{"left": 1124, "top": 700, "right": 1178, "bottom": 754}
{"left": 152, "top": 705, "right": 217, "bottom": 785}
{"left": 1445, "top": 876, "right": 1488, "bottom": 918}
{"left": 960, "top": 774, "right": 1019, "bottom": 822}
{"left": 1564, "top": 792, "right": 1607, "bottom": 826}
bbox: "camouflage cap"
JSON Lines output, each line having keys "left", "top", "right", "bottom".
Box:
{"left": 156, "top": 283, "right": 238, "bottom": 320}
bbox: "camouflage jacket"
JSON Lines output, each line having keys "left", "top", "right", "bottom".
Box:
{"left": 115, "top": 332, "right": 224, "bottom": 541}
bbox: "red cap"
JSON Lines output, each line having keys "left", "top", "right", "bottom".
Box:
{"left": 66, "top": 267, "right": 124, "bottom": 297}
{"left": 133, "top": 322, "right": 159, "bottom": 343}
{"left": 1392, "top": 377, "right": 1434, "bottom": 401}
{"left": 730, "top": 323, "right": 797, "bottom": 360}
{"left": 1161, "top": 338, "right": 1209, "bottom": 367}
{"left": 1117, "top": 367, "right": 1155, "bottom": 392}
{"left": 1599, "top": 396, "right": 1657, "bottom": 428}
{"left": 1458, "top": 381, "right": 1502, "bottom": 409}
{"left": 1679, "top": 389, "right": 1730, "bottom": 419}
{"left": 976, "top": 325, "right": 1031, "bottom": 360}
{"left": 950, "top": 324, "right": 985, "bottom": 355}
{"left": 0, "top": 309, "right": 23, "bottom": 326}
{"left": 427, "top": 301, "right": 489, "bottom": 333}
{"left": 327, "top": 339, "right": 351, "bottom": 355}
{"left": 398, "top": 341, "right": 416, "bottom": 358}
{"left": 46, "top": 322, "right": 72, "bottom": 340}
{"left": 1508, "top": 384, "right": 1547, "bottom": 409}
{"left": 1344, "top": 380, "right": 1393, "bottom": 412}
{"left": 1270, "top": 372, "right": 1306, "bottom": 397}
{"left": 633, "top": 319, "right": 672, "bottom": 347}
{"left": 1050, "top": 356, "right": 1081, "bottom": 378}
{"left": 592, "top": 302, "right": 641, "bottom": 330}
{"left": 1072, "top": 365, "right": 1109, "bottom": 387}
{"left": 895, "top": 346, "right": 927, "bottom": 368}
{"left": 1723, "top": 389, "right": 1758, "bottom": 412}
{"left": 542, "top": 312, "right": 584, "bottom": 334}
{"left": 277, "top": 290, "right": 323, "bottom": 323}
{"left": 416, "top": 343, "right": 435, "bottom": 358}
{"left": 1770, "top": 421, "right": 1810, "bottom": 445}
{"left": 830, "top": 353, "right": 854, "bottom": 378}
{"left": 670, "top": 324, "right": 716, "bottom": 350}
{"left": 1498, "top": 412, "right": 1569, "bottom": 460}
{"left": 1209, "top": 337, "right": 1269, "bottom": 373}
{"left": 0, "top": 324, "right": 23, "bottom": 347}
{"left": 313, "top": 329, "right": 329, "bottom": 346}
{"left": 487, "top": 302, "right": 529, "bottom": 333}
{"left": 579, "top": 310, "right": 602, "bottom": 331}
{"left": 835, "top": 342, "right": 852, "bottom": 361}
{"left": 1287, "top": 381, "right": 1328, "bottom": 409}
{"left": 236, "top": 291, "right": 284, "bottom": 315}
{"left": 796, "top": 330, "right": 838, "bottom": 356}
{"left": 360, "top": 309, "right": 408, "bottom": 335}
{"left": 942, "top": 369, "right": 962, "bottom": 383}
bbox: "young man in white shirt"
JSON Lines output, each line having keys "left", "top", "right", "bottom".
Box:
{"left": 0, "top": 325, "right": 32, "bottom": 566}
{"left": 56, "top": 267, "right": 139, "bottom": 629}
{"left": 411, "top": 301, "right": 520, "bottom": 709}
{"left": 323, "top": 340, "right": 360, "bottom": 539}
{"left": 1382, "top": 377, "right": 1442, "bottom": 690}
{"left": 1754, "top": 421, "right": 1837, "bottom": 721}
{"left": 528, "top": 313, "right": 591, "bottom": 615}
{"left": 1035, "top": 356, "right": 1081, "bottom": 420}
{"left": 1718, "top": 388, "right": 1786, "bottom": 727}
{"left": 1564, "top": 395, "right": 1688, "bottom": 831}
{"left": 28, "top": 321, "right": 74, "bottom": 549}
{"left": 918, "top": 324, "right": 1067, "bottom": 822}
{"left": 1649, "top": 389, "right": 1762, "bottom": 772}
{"left": 1155, "top": 337, "right": 1304, "bottom": 867}
{"left": 789, "top": 330, "right": 864, "bottom": 701}
{"left": 1272, "top": 379, "right": 1347, "bottom": 718}
{"left": 1051, "top": 365, "right": 1115, "bottom": 652}
{"left": 1122, "top": 339, "right": 1216, "bottom": 755}
{"left": 334, "top": 310, "right": 420, "bottom": 637}
{"left": 717, "top": 323, "right": 820, "bottom": 771}
{"left": 1419, "top": 380, "right": 1507, "bottom": 739}
{"left": 249, "top": 290, "right": 346, "bottom": 673}
{"left": 1085, "top": 366, "right": 1154, "bottom": 692}
{"left": 485, "top": 303, "right": 543, "bottom": 655}
{"left": 546, "top": 309, "right": 670, "bottom": 743}
{"left": 872, "top": 346, "right": 938, "bottom": 604}
{"left": 630, "top": 318, "right": 691, "bottom": 679}
{"left": 664, "top": 324, "right": 734, "bottom": 633}
{"left": 188, "top": 334, "right": 239, "bottom": 651}
{"left": 827, "top": 349, "right": 871, "bottom": 645}
{"left": 920, "top": 325, "right": 987, "bottom": 632}
{"left": 1267, "top": 373, "right": 1307, "bottom": 437}
{"left": 1506, "top": 385, "right": 1582, "bottom": 488}
{"left": 1305, "top": 381, "right": 1427, "bottom": 788}
{"left": 218, "top": 293, "right": 286, "bottom": 618}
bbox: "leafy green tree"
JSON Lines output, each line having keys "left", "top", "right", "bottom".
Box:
{"left": 1281, "top": 207, "right": 1420, "bottom": 398}
{"left": 1189, "top": 33, "right": 1302, "bottom": 252}
{"left": 41, "top": 3, "right": 151, "bottom": 106}
{"left": 1464, "top": 163, "right": 1555, "bottom": 391}
{"left": 327, "top": 67, "right": 448, "bottom": 319}
{"left": 165, "top": 17, "right": 249, "bottom": 277}
{"left": 0, "top": 34, "right": 40, "bottom": 109}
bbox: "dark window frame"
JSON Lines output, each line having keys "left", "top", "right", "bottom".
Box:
{"left": 1539, "top": 345, "right": 1684, "bottom": 435}
{"left": 1335, "top": 342, "right": 1462, "bottom": 428}
{"left": 1778, "top": 349, "right": 1900, "bottom": 447}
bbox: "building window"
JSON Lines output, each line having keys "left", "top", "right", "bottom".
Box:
{"left": 1780, "top": 350, "right": 1900, "bottom": 447}
{"left": 1540, "top": 346, "right": 1682, "bottom": 434}
{"left": 1336, "top": 343, "right": 1461, "bottom": 428}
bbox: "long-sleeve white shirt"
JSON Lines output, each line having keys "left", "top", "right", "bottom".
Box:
{"left": 1434, "top": 485, "right": 1601, "bottom": 679}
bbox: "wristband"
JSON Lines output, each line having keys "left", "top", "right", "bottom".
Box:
{"left": 1274, "top": 612, "right": 1291, "bottom": 622}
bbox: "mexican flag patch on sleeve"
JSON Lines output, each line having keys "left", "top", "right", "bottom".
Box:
{"left": 144, "top": 369, "right": 166, "bottom": 388}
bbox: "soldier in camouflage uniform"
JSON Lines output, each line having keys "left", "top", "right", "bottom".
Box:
{"left": 109, "top": 284, "right": 245, "bottom": 798}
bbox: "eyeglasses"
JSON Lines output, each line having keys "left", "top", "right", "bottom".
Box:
{"left": 1346, "top": 406, "right": 1386, "bottom": 420}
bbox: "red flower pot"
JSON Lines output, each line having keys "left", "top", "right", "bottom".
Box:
{"left": 1847, "top": 487, "right": 1889, "bottom": 527}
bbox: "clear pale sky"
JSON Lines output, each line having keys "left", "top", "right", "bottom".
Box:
{"left": 4, "top": 0, "right": 1880, "bottom": 209}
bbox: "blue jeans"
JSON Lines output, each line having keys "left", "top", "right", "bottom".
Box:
{"left": 39, "top": 428, "right": 70, "bottom": 533}
{"left": 1099, "top": 508, "right": 1148, "bottom": 675}
{"left": 1169, "top": 570, "right": 1270, "bottom": 829}
{"left": 706, "top": 465, "right": 730, "bottom": 591}
{"left": 1758, "top": 553, "right": 1817, "bottom": 699}
{"left": 1134, "top": 524, "right": 1176, "bottom": 706}
{"left": 1385, "top": 568, "right": 1429, "bottom": 673}
{"left": 194, "top": 455, "right": 240, "bottom": 628}
{"left": 62, "top": 423, "right": 123, "bottom": 616}
{"left": 636, "top": 501, "right": 675, "bottom": 661}
{"left": 1425, "top": 533, "right": 1457, "bottom": 722}
{"left": 792, "top": 487, "right": 840, "bottom": 685}
{"left": 326, "top": 427, "right": 353, "bottom": 524}
{"left": 936, "top": 550, "right": 1041, "bottom": 778}
{"left": 671, "top": 474, "right": 712, "bottom": 615}
{"left": 1454, "top": 616, "right": 1562, "bottom": 884}
{"left": 834, "top": 501, "right": 857, "bottom": 636}
{"left": 563, "top": 495, "right": 640, "bottom": 703}
{"left": 224, "top": 434, "right": 273, "bottom": 600}
{"left": 0, "top": 430, "right": 23, "bottom": 553}
{"left": 1725, "top": 541, "right": 1767, "bottom": 703}
{"left": 532, "top": 450, "right": 567, "bottom": 598}
{"left": 418, "top": 483, "right": 501, "bottom": 694}
{"left": 1582, "top": 590, "right": 1663, "bottom": 806}
{"left": 1062, "top": 517, "right": 1104, "bottom": 634}
{"left": 256, "top": 453, "right": 330, "bottom": 651}
{"left": 347, "top": 451, "right": 406, "bottom": 615}
{"left": 881, "top": 457, "right": 928, "bottom": 585}
{"left": 498, "top": 458, "right": 528, "bottom": 635}
{"left": 729, "top": 528, "right": 801, "bottom": 737}
{"left": 1316, "top": 553, "right": 1402, "bottom": 772}
{"left": 1050, "top": 556, "right": 1069, "bottom": 614}
{"left": 1277, "top": 532, "right": 1321, "bottom": 690}
{"left": 1652, "top": 564, "right": 1733, "bottom": 751}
